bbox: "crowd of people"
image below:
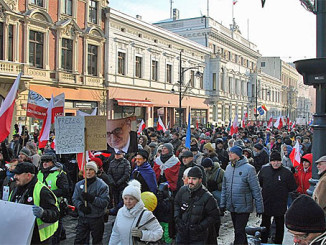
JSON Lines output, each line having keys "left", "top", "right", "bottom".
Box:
{"left": 1, "top": 122, "right": 326, "bottom": 245}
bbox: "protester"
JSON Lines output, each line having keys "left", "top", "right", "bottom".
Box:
{"left": 313, "top": 155, "right": 326, "bottom": 216}
{"left": 1, "top": 159, "right": 18, "bottom": 200}
{"left": 215, "top": 138, "right": 229, "bottom": 169}
{"left": 294, "top": 153, "right": 313, "bottom": 195}
{"left": 253, "top": 143, "right": 269, "bottom": 172}
{"left": 109, "top": 180, "right": 163, "bottom": 244}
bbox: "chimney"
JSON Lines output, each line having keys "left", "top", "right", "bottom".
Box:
{"left": 136, "top": 15, "right": 142, "bottom": 20}
{"left": 173, "top": 8, "right": 179, "bottom": 21}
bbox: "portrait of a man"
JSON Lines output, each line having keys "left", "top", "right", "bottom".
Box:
{"left": 106, "top": 116, "right": 138, "bottom": 154}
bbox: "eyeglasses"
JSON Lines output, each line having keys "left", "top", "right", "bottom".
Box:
{"left": 134, "top": 157, "right": 143, "bottom": 160}
{"left": 107, "top": 127, "right": 123, "bottom": 137}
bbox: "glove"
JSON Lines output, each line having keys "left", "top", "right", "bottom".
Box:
{"left": 79, "top": 204, "right": 91, "bottom": 215}
{"left": 81, "top": 192, "right": 95, "bottom": 203}
{"left": 256, "top": 213, "right": 263, "bottom": 218}
{"left": 219, "top": 207, "right": 226, "bottom": 216}
{"left": 32, "top": 205, "right": 44, "bottom": 218}
{"left": 131, "top": 228, "right": 142, "bottom": 238}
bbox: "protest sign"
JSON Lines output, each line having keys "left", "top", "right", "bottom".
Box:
{"left": 55, "top": 116, "right": 85, "bottom": 154}
{"left": 85, "top": 116, "right": 107, "bottom": 151}
{"left": 0, "top": 200, "right": 35, "bottom": 244}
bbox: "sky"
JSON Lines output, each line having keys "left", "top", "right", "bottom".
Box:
{"left": 109, "top": 0, "right": 316, "bottom": 63}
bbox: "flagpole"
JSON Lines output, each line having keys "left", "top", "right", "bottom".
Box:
{"left": 84, "top": 127, "right": 88, "bottom": 207}
{"left": 22, "top": 87, "right": 30, "bottom": 147}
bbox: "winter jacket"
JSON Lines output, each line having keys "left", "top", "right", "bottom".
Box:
{"left": 253, "top": 150, "right": 269, "bottom": 173}
{"left": 131, "top": 161, "right": 157, "bottom": 194}
{"left": 174, "top": 185, "right": 220, "bottom": 243}
{"left": 109, "top": 200, "right": 163, "bottom": 245}
{"left": 205, "top": 162, "right": 224, "bottom": 192}
{"left": 220, "top": 156, "right": 264, "bottom": 213}
{"left": 107, "top": 157, "right": 131, "bottom": 190}
{"left": 216, "top": 148, "right": 229, "bottom": 170}
{"left": 313, "top": 171, "right": 326, "bottom": 216}
{"left": 176, "top": 160, "right": 207, "bottom": 191}
{"left": 294, "top": 153, "right": 312, "bottom": 194}
{"left": 72, "top": 177, "right": 109, "bottom": 218}
{"left": 258, "top": 164, "right": 297, "bottom": 216}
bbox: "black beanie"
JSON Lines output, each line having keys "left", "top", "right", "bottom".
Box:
{"left": 270, "top": 150, "right": 281, "bottom": 161}
{"left": 136, "top": 149, "right": 149, "bottom": 160}
{"left": 254, "top": 143, "right": 264, "bottom": 151}
{"left": 201, "top": 158, "right": 214, "bottom": 168}
{"left": 285, "top": 195, "right": 326, "bottom": 233}
{"left": 188, "top": 166, "right": 203, "bottom": 179}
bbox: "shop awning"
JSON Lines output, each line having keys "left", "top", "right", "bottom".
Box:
{"left": 114, "top": 98, "right": 153, "bottom": 107}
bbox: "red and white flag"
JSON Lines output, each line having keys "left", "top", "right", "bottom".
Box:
{"left": 77, "top": 151, "right": 94, "bottom": 171}
{"left": 157, "top": 116, "right": 167, "bottom": 132}
{"left": 241, "top": 112, "right": 247, "bottom": 128}
{"left": 274, "top": 116, "right": 283, "bottom": 130}
{"left": 289, "top": 140, "right": 301, "bottom": 168}
{"left": 0, "top": 73, "right": 21, "bottom": 142}
{"left": 292, "top": 121, "right": 296, "bottom": 129}
{"left": 230, "top": 114, "right": 238, "bottom": 136}
{"left": 267, "top": 116, "right": 273, "bottom": 128}
{"left": 38, "top": 95, "right": 54, "bottom": 148}
{"left": 137, "top": 119, "right": 146, "bottom": 135}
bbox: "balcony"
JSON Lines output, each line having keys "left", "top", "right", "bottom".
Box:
{"left": 0, "top": 60, "right": 23, "bottom": 75}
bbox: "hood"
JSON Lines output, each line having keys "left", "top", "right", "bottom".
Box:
{"left": 301, "top": 153, "right": 313, "bottom": 165}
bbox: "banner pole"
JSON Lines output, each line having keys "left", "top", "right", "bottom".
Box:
{"left": 84, "top": 127, "right": 88, "bottom": 207}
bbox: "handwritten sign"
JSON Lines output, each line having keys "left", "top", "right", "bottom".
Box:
{"left": 55, "top": 116, "right": 85, "bottom": 154}
{"left": 85, "top": 116, "right": 107, "bottom": 151}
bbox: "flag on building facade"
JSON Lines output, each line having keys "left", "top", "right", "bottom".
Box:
{"left": 289, "top": 140, "right": 301, "bottom": 168}
{"left": 137, "top": 119, "right": 146, "bottom": 135}
{"left": 229, "top": 114, "right": 238, "bottom": 136}
{"left": 38, "top": 95, "right": 54, "bottom": 148}
{"left": 157, "top": 116, "right": 166, "bottom": 132}
{"left": 0, "top": 73, "right": 21, "bottom": 143}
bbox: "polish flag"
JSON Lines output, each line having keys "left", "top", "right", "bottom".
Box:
{"left": 289, "top": 140, "right": 301, "bottom": 168}
{"left": 229, "top": 114, "right": 238, "bottom": 136}
{"left": 157, "top": 116, "right": 166, "bottom": 132}
{"left": 292, "top": 121, "right": 296, "bottom": 129}
{"left": 241, "top": 112, "right": 247, "bottom": 128}
{"left": 77, "top": 151, "right": 94, "bottom": 171}
{"left": 137, "top": 119, "right": 146, "bottom": 135}
{"left": 274, "top": 116, "right": 283, "bottom": 130}
{"left": 0, "top": 73, "right": 21, "bottom": 143}
{"left": 267, "top": 116, "right": 273, "bottom": 128}
{"left": 38, "top": 95, "right": 54, "bottom": 148}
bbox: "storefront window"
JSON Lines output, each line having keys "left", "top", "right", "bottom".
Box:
{"left": 191, "top": 109, "right": 207, "bottom": 126}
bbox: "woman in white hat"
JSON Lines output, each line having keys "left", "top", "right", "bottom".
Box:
{"left": 109, "top": 180, "right": 163, "bottom": 245}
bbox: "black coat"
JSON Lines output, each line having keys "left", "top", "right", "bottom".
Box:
{"left": 174, "top": 185, "right": 220, "bottom": 243}
{"left": 258, "top": 165, "right": 297, "bottom": 216}
{"left": 253, "top": 150, "right": 269, "bottom": 172}
{"left": 216, "top": 148, "right": 229, "bottom": 170}
{"left": 107, "top": 157, "right": 131, "bottom": 190}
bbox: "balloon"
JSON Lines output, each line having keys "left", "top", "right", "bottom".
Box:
{"left": 141, "top": 192, "right": 157, "bottom": 211}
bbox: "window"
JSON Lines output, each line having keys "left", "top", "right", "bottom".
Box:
{"left": 0, "top": 23, "right": 3, "bottom": 60}
{"left": 241, "top": 57, "right": 244, "bottom": 66}
{"left": 213, "top": 44, "right": 216, "bottom": 54}
{"left": 30, "top": 0, "right": 44, "bottom": 7}
{"left": 166, "top": 64, "right": 172, "bottom": 83}
{"left": 235, "top": 79, "right": 239, "bottom": 94}
{"left": 190, "top": 70, "right": 195, "bottom": 87}
{"left": 87, "top": 44, "right": 98, "bottom": 75}
{"left": 118, "top": 52, "right": 126, "bottom": 75}
{"left": 200, "top": 75, "right": 203, "bottom": 89}
{"left": 261, "top": 61, "right": 265, "bottom": 67}
{"left": 89, "top": 0, "right": 98, "bottom": 24}
{"left": 228, "top": 51, "right": 231, "bottom": 60}
{"left": 61, "top": 38, "right": 73, "bottom": 71}
{"left": 29, "top": 30, "right": 44, "bottom": 68}
{"left": 151, "top": 60, "right": 158, "bottom": 81}
{"left": 235, "top": 54, "right": 238, "bottom": 64}
{"left": 135, "top": 56, "right": 142, "bottom": 78}
{"left": 63, "top": 0, "right": 72, "bottom": 15}
{"left": 212, "top": 73, "right": 217, "bottom": 90}
{"left": 229, "top": 77, "right": 232, "bottom": 93}
{"left": 8, "top": 24, "right": 13, "bottom": 61}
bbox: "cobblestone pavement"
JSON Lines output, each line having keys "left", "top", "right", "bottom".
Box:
{"left": 61, "top": 212, "right": 293, "bottom": 244}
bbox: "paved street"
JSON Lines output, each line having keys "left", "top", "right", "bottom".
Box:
{"left": 61, "top": 211, "right": 293, "bottom": 244}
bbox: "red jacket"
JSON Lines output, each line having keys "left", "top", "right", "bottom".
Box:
{"left": 294, "top": 153, "right": 312, "bottom": 194}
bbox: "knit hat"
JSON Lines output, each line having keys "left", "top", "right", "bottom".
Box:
{"left": 285, "top": 195, "right": 326, "bottom": 233}
{"left": 90, "top": 157, "right": 103, "bottom": 169}
{"left": 230, "top": 146, "right": 243, "bottom": 158}
{"left": 122, "top": 180, "right": 141, "bottom": 201}
{"left": 86, "top": 161, "right": 98, "bottom": 173}
{"left": 254, "top": 143, "right": 264, "bottom": 151}
{"left": 203, "top": 143, "right": 214, "bottom": 152}
{"left": 163, "top": 143, "right": 174, "bottom": 155}
{"left": 234, "top": 140, "right": 245, "bottom": 149}
{"left": 188, "top": 166, "right": 203, "bottom": 179}
{"left": 136, "top": 149, "right": 149, "bottom": 160}
{"left": 270, "top": 150, "right": 282, "bottom": 161}
{"left": 20, "top": 147, "right": 31, "bottom": 157}
{"left": 201, "top": 158, "right": 214, "bottom": 168}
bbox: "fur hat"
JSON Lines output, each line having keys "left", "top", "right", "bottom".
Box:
{"left": 86, "top": 161, "right": 98, "bottom": 173}
{"left": 122, "top": 180, "right": 142, "bottom": 201}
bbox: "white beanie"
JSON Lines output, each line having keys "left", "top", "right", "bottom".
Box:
{"left": 86, "top": 161, "right": 98, "bottom": 173}
{"left": 122, "top": 180, "right": 141, "bottom": 201}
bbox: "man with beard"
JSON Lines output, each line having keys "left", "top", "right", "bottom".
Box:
{"left": 313, "top": 155, "right": 326, "bottom": 216}
{"left": 174, "top": 166, "right": 220, "bottom": 244}
{"left": 153, "top": 143, "right": 181, "bottom": 193}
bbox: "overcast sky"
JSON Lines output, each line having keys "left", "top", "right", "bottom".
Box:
{"left": 109, "top": 0, "right": 316, "bottom": 63}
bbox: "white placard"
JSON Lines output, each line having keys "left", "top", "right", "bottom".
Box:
{"left": 0, "top": 200, "right": 35, "bottom": 244}
{"left": 54, "top": 116, "right": 85, "bottom": 154}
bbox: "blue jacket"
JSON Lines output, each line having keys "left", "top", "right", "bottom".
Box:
{"left": 72, "top": 177, "right": 109, "bottom": 218}
{"left": 220, "top": 156, "right": 264, "bottom": 213}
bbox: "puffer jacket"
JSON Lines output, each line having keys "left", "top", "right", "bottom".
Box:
{"left": 109, "top": 200, "right": 163, "bottom": 245}
{"left": 174, "top": 185, "right": 220, "bottom": 243}
{"left": 220, "top": 156, "right": 264, "bottom": 213}
{"left": 72, "top": 177, "right": 109, "bottom": 218}
{"left": 107, "top": 157, "right": 131, "bottom": 189}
